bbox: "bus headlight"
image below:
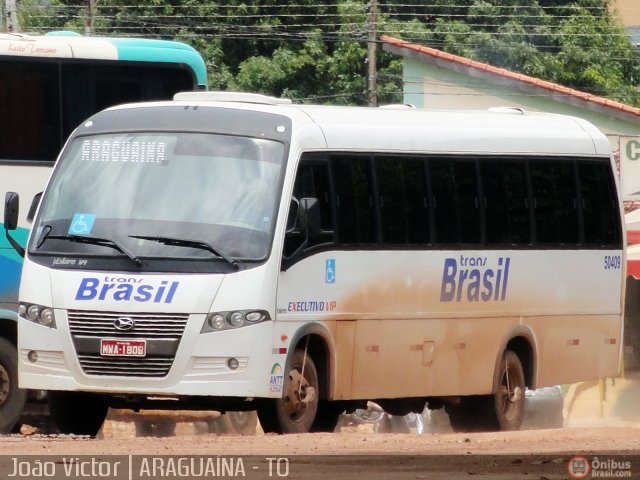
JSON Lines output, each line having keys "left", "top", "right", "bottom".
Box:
{"left": 202, "top": 310, "right": 270, "bottom": 333}
{"left": 229, "top": 312, "right": 245, "bottom": 328}
{"left": 245, "top": 311, "right": 265, "bottom": 323}
{"left": 208, "top": 314, "right": 226, "bottom": 330}
{"left": 39, "top": 308, "right": 55, "bottom": 327}
{"left": 19, "top": 303, "right": 57, "bottom": 329}
{"left": 26, "top": 305, "right": 40, "bottom": 321}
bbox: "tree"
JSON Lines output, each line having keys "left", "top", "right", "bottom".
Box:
{"left": 17, "top": 0, "right": 640, "bottom": 106}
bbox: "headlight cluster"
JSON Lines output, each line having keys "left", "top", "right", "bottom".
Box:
{"left": 18, "top": 303, "right": 56, "bottom": 328}
{"left": 202, "top": 309, "right": 270, "bottom": 333}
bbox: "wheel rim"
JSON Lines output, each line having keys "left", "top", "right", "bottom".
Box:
{"left": 498, "top": 360, "right": 523, "bottom": 422}
{"left": 283, "top": 366, "right": 317, "bottom": 423}
{"left": 0, "top": 365, "right": 10, "bottom": 407}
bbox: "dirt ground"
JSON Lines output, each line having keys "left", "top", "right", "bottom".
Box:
{"left": 2, "top": 424, "right": 639, "bottom": 455}
{"left": 1, "top": 424, "right": 638, "bottom": 479}
{"left": 1, "top": 375, "right": 640, "bottom": 479}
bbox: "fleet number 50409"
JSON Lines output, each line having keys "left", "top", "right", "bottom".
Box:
{"left": 604, "top": 255, "right": 621, "bottom": 270}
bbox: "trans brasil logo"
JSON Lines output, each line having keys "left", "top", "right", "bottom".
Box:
{"left": 440, "top": 256, "right": 511, "bottom": 303}
{"left": 75, "top": 276, "right": 179, "bottom": 303}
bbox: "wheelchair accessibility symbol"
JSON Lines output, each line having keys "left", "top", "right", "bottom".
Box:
{"left": 325, "top": 259, "right": 336, "bottom": 284}
{"left": 68, "top": 213, "right": 96, "bottom": 236}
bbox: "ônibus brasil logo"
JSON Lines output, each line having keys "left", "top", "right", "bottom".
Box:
{"left": 568, "top": 456, "right": 632, "bottom": 479}
{"left": 567, "top": 456, "right": 591, "bottom": 479}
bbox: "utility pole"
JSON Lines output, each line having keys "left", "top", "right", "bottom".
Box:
{"left": 367, "top": 0, "right": 378, "bottom": 107}
{"left": 86, "top": 0, "right": 98, "bottom": 36}
{"left": 6, "top": 0, "right": 19, "bottom": 33}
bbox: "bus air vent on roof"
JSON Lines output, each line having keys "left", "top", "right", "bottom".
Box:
{"left": 488, "top": 106, "right": 526, "bottom": 115}
{"left": 173, "top": 91, "right": 292, "bottom": 105}
{"left": 378, "top": 103, "right": 416, "bottom": 110}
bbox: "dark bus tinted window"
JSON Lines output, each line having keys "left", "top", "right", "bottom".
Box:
{"left": 530, "top": 161, "right": 579, "bottom": 244}
{"left": 332, "top": 155, "right": 375, "bottom": 244}
{"left": 376, "top": 156, "right": 430, "bottom": 244}
{"left": 430, "top": 158, "right": 480, "bottom": 244}
{"left": 579, "top": 161, "right": 621, "bottom": 246}
{"left": 290, "top": 158, "right": 335, "bottom": 252}
{"left": 0, "top": 61, "right": 60, "bottom": 161}
{"left": 0, "top": 59, "right": 195, "bottom": 162}
{"left": 481, "top": 160, "right": 530, "bottom": 245}
{"left": 287, "top": 153, "right": 620, "bottom": 259}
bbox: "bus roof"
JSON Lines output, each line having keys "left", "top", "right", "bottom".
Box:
{"left": 0, "top": 32, "right": 207, "bottom": 88}
{"left": 96, "top": 93, "right": 611, "bottom": 158}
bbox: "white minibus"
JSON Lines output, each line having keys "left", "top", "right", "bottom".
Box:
{"left": 5, "top": 92, "right": 624, "bottom": 434}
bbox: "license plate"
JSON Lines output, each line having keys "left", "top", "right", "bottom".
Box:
{"left": 100, "top": 339, "right": 146, "bottom": 357}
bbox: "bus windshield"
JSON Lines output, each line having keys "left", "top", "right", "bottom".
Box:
{"left": 31, "top": 132, "right": 285, "bottom": 265}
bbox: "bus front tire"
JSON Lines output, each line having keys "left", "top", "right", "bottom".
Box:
{"left": 257, "top": 349, "right": 320, "bottom": 434}
{"left": 48, "top": 391, "right": 108, "bottom": 436}
{"left": 212, "top": 411, "right": 258, "bottom": 435}
{"left": 0, "top": 338, "right": 27, "bottom": 434}
{"left": 445, "top": 351, "right": 525, "bottom": 432}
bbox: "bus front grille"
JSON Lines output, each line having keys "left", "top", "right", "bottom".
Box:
{"left": 67, "top": 310, "right": 189, "bottom": 377}
{"left": 76, "top": 354, "right": 174, "bottom": 377}
{"left": 67, "top": 310, "right": 189, "bottom": 339}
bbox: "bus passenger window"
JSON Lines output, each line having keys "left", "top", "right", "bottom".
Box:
{"left": 579, "top": 161, "right": 621, "bottom": 247}
{"left": 481, "top": 161, "right": 530, "bottom": 245}
{"left": 376, "top": 156, "right": 430, "bottom": 245}
{"left": 429, "top": 158, "right": 480, "bottom": 245}
{"left": 332, "top": 156, "right": 375, "bottom": 245}
{"left": 530, "top": 161, "right": 578, "bottom": 245}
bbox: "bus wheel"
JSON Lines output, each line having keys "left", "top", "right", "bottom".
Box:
{"left": 445, "top": 351, "right": 525, "bottom": 432}
{"left": 212, "top": 411, "right": 258, "bottom": 435}
{"left": 491, "top": 350, "right": 525, "bottom": 431}
{"left": 0, "top": 338, "right": 27, "bottom": 434}
{"left": 48, "top": 391, "right": 108, "bottom": 436}
{"left": 258, "top": 349, "right": 319, "bottom": 434}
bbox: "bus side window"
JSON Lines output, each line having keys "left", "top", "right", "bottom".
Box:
{"left": 530, "top": 160, "right": 579, "bottom": 245}
{"left": 578, "top": 160, "right": 621, "bottom": 247}
{"left": 332, "top": 155, "right": 375, "bottom": 245}
{"left": 481, "top": 160, "right": 530, "bottom": 246}
{"left": 375, "top": 155, "right": 430, "bottom": 245}
{"left": 429, "top": 158, "right": 480, "bottom": 245}
{"left": 284, "top": 157, "right": 335, "bottom": 258}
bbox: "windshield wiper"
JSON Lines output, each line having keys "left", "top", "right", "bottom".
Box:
{"left": 129, "top": 235, "right": 239, "bottom": 270}
{"left": 39, "top": 232, "right": 142, "bottom": 266}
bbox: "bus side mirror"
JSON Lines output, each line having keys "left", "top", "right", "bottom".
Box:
{"left": 27, "top": 192, "right": 43, "bottom": 223}
{"left": 4, "top": 192, "right": 19, "bottom": 231}
{"left": 300, "top": 197, "right": 321, "bottom": 239}
{"left": 4, "top": 192, "right": 24, "bottom": 258}
{"left": 286, "top": 197, "right": 321, "bottom": 237}
{"left": 282, "top": 197, "right": 321, "bottom": 271}
{"left": 286, "top": 197, "right": 300, "bottom": 233}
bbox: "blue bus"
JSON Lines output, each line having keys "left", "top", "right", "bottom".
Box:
{"left": 0, "top": 32, "right": 207, "bottom": 432}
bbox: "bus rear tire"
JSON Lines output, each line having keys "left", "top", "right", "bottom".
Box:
{"left": 48, "top": 391, "right": 108, "bottom": 436}
{"left": 0, "top": 338, "right": 27, "bottom": 434}
{"left": 491, "top": 350, "right": 525, "bottom": 431}
{"left": 445, "top": 351, "right": 525, "bottom": 432}
{"left": 257, "top": 349, "right": 319, "bottom": 434}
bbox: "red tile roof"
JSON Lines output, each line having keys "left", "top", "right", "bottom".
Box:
{"left": 381, "top": 35, "right": 640, "bottom": 120}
